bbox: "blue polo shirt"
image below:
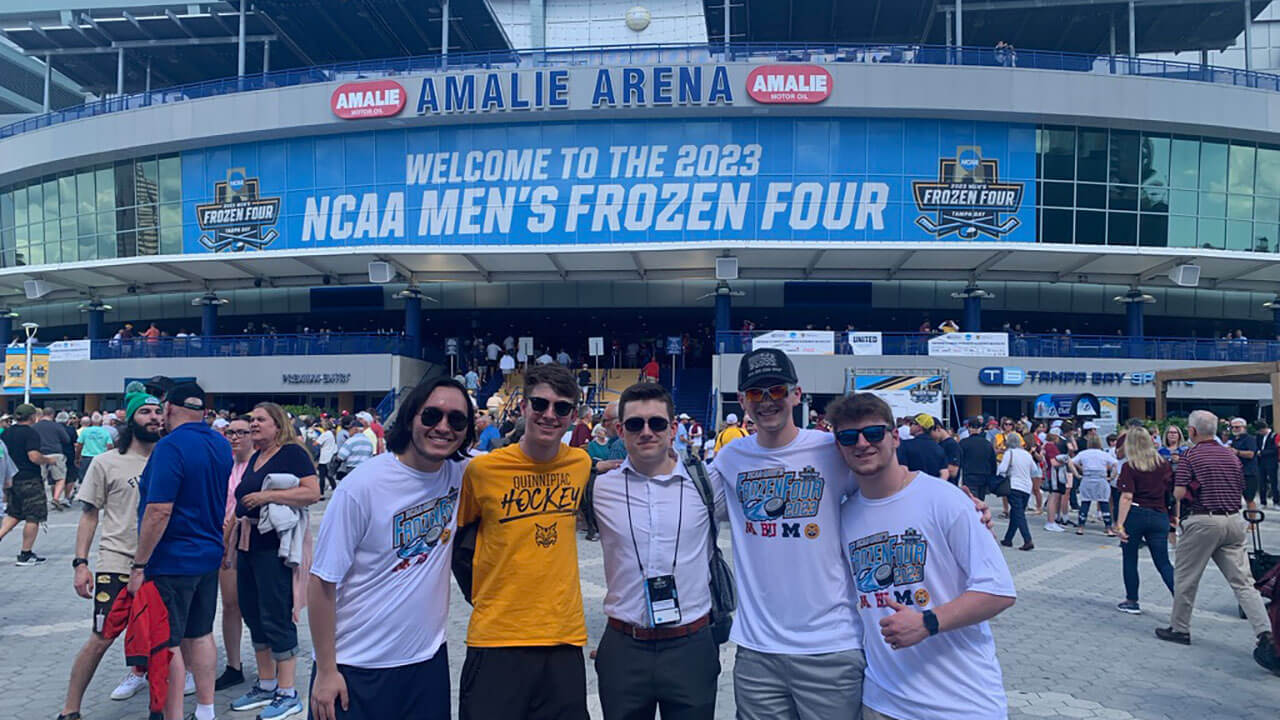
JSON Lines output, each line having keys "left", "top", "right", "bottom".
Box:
{"left": 138, "top": 420, "right": 232, "bottom": 576}
{"left": 476, "top": 424, "right": 501, "bottom": 451}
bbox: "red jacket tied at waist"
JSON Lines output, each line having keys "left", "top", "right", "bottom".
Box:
{"left": 101, "top": 582, "right": 171, "bottom": 717}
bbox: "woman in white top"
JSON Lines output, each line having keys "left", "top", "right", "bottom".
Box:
{"left": 314, "top": 419, "right": 339, "bottom": 497}
{"left": 1070, "top": 434, "right": 1120, "bottom": 536}
{"left": 997, "top": 432, "right": 1037, "bottom": 550}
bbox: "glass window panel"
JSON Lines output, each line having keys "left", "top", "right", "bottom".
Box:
{"left": 1, "top": 191, "right": 12, "bottom": 229}
{"left": 42, "top": 180, "right": 57, "bottom": 220}
{"left": 1199, "top": 141, "right": 1228, "bottom": 192}
{"left": 1107, "top": 212, "right": 1137, "bottom": 245}
{"left": 114, "top": 162, "right": 135, "bottom": 210}
{"left": 97, "top": 211, "right": 115, "bottom": 238}
{"left": 1226, "top": 219, "right": 1253, "bottom": 251}
{"left": 1255, "top": 223, "right": 1279, "bottom": 253}
{"left": 1229, "top": 194, "right": 1254, "bottom": 219}
{"left": 13, "top": 186, "right": 25, "bottom": 226}
{"left": 15, "top": 224, "right": 26, "bottom": 245}
{"left": 26, "top": 241, "right": 42, "bottom": 265}
{"left": 76, "top": 172, "right": 94, "bottom": 216}
{"left": 27, "top": 220, "right": 41, "bottom": 244}
{"left": 98, "top": 233, "right": 116, "bottom": 260}
{"left": 62, "top": 237, "right": 76, "bottom": 264}
{"left": 160, "top": 226, "right": 181, "bottom": 255}
{"left": 27, "top": 183, "right": 42, "bottom": 224}
{"left": 1139, "top": 213, "right": 1169, "bottom": 247}
{"left": 1109, "top": 131, "right": 1140, "bottom": 185}
{"left": 1257, "top": 196, "right": 1280, "bottom": 222}
{"left": 159, "top": 156, "right": 181, "bottom": 203}
{"left": 1142, "top": 135, "right": 1170, "bottom": 190}
{"left": 1077, "top": 129, "right": 1108, "bottom": 182}
{"left": 1041, "top": 181, "right": 1074, "bottom": 207}
{"left": 116, "top": 229, "right": 136, "bottom": 258}
{"left": 58, "top": 175, "right": 75, "bottom": 218}
{"left": 1042, "top": 208, "right": 1073, "bottom": 244}
{"left": 160, "top": 203, "right": 181, "bottom": 232}
{"left": 1077, "top": 183, "right": 1106, "bottom": 209}
{"left": 1109, "top": 184, "right": 1138, "bottom": 211}
{"left": 77, "top": 212, "right": 95, "bottom": 239}
{"left": 1038, "top": 127, "right": 1076, "bottom": 180}
{"left": 137, "top": 226, "right": 158, "bottom": 256}
{"left": 1198, "top": 218, "right": 1225, "bottom": 249}
{"left": 1169, "top": 190, "right": 1197, "bottom": 215}
{"left": 95, "top": 168, "right": 113, "bottom": 211}
{"left": 1170, "top": 138, "right": 1199, "bottom": 189}
{"left": 1076, "top": 210, "right": 1106, "bottom": 244}
{"left": 44, "top": 220, "right": 59, "bottom": 262}
{"left": 1229, "top": 144, "right": 1256, "bottom": 195}
{"left": 78, "top": 233, "right": 96, "bottom": 262}
{"left": 1200, "top": 192, "right": 1226, "bottom": 218}
{"left": 1258, "top": 147, "right": 1280, "bottom": 196}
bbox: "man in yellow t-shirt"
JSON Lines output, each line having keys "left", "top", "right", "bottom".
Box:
{"left": 714, "top": 413, "right": 749, "bottom": 454}
{"left": 456, "top": 363, "right": 592, "bottom": 720}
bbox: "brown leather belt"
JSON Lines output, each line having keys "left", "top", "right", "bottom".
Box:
{"left": 1189, "top": 509, "right": 1237, "bottom": 516}
{"left": 607, "top": 614, "right": 709, "bottom": 641}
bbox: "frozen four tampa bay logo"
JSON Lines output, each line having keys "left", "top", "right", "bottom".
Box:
{"left": 912, "top": 146, "right": 1024, "bottom": 240}
{"left": 196, "top": 168, "right": 281, "bottom": 252}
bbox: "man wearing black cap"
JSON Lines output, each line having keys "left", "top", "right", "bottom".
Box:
{"left": 129, "top": 382, "right": 233, "bottom": 720}
{"left": 0, "top": 403, "right": 56, "bottom": 565}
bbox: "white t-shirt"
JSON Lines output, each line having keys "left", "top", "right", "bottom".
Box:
{"left": 842, "top": 474, "right": 1015, "bottom": 720}
{"left": 316, "top": 430, "right": 338, "bottom": 465}
{"left": 708, "top": 428, "right": 861, "bottom": 654}
{"left": 310, "top": 452, "right": 468, "bottom": 669}
{"left": 499, "top": 355, "right": 516, "bottom": 372}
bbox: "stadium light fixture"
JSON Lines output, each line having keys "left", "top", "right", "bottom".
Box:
{"left": 78, "top": 298, "right": 113, "bottom": 312}
{"left": 1113, "top": 289, "right": 1156, "bottom": 304}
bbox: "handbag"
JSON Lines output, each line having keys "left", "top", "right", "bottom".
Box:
{"left": 992, "top": 474, "right": 1012, "bottom": 498}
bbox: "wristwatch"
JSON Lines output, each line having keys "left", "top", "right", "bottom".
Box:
{"left": 71, "top": 557, "right": 88, "bottom": 569}
{"left": 922, "top": 609, "right": 940, "bottom": 636}
{"left": 130, "top": 561, "right": 147, "bottom": 571}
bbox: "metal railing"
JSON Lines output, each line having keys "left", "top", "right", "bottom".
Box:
{"left": 716, "top": 331, "right": 1280, "bottom": 362}
{"left": 88, "top": 332, "right": 416, "bottom": 359}
{"left": 3, "top": 41, "right": 1278, "bottom": 141}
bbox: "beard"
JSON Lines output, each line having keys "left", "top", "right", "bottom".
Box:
{"left": 131, "top": 420, "right": 162, "bottom": 443}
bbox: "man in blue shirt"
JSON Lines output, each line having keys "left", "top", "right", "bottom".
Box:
{"left": 129, "top": 382, "right": 232, "bottom": 720}
{"left": 475, "top": 412, "right": 501, "bottom": 451}
{"left": 896, "top": 413, "right": 947, "bottom": 479}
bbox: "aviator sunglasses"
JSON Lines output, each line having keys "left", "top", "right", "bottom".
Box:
{"left": 742, "top": 384, "right": 793, "bottom": 403}
{"left": 835, "top": 425, "right": 889, "bottom": 446}
{"left": 529, "top": 396, "right": 576, "bottom": 417}
{"left": 420, "top": 406, "right": 470, "bottom": 432}
{"left": 623, "top": 416, "right": 670, "bottom": 434}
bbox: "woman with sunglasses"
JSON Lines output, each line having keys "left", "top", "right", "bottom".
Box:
{"left": 230, "top": 402, "right": 320, "bottom": 720}
{"left": 216, "top": 416, "right": 254, "bottom": 692}
{"left": 309, "top": 378, "right": 474, "bottom": 720}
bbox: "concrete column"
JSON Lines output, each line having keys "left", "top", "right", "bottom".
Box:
{"left": 1245, "top": 0, "right": 1254, "bottom": 72}
{"left": 0, "top": 315, "right": 12, "bottom": 346}
{"left": 117, "top": 49, "right": 124, "bottom": 96}
{"left": 956, "top": 0, "right": 963, "bottom": 48}
{"left": 404, "top": 295, "right": 423, "bottom": 358}
{"left": 723, "top": 0, "right": 731, "bottom": 56}
{"left": 963, "top": 395, "right": 983, "bottom": 421}
{"left": 441, "top": 0, "right": 450, "bottom": 67}
{"left": 529, "top": 0, "right": 544, "bottom": 50}
{"left": 963, "top": 295, "right": 982, "bottom": 333}
{"left": 1126, "top": 397, "right": 1147, "bottom": 420}
{"left": 144, "top": 56, "right": 151, "bottom": 97}
{"left": 42, "top": 55, "right": 50, "bottom": 112}
{"left": 263, "top": 39, "right": 271, "bottom": 74}
{"left": 1128, "top": 0, "right": 1136, "bottom": 57}
{"left": 201, "top": 302, "right": 218, "bottom": 337}
{"left": 238, "top": 0, "right": 247, "bottom": 77}
{"left": 87, "top": 308, "right": 105, "bottom": 341}
{"left": 1125, "top": 301, "right": 1144, "bottom": 339}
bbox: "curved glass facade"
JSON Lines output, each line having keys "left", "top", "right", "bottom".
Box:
{"left": 0, "top": 122, "right": 1277, "bottom": 264}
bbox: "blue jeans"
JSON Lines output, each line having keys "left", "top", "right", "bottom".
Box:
{"left": 1079, "top": 500, "right": 1112, "bottom": 528}
{"left": 1121, "top": 506, "right": 1175, "bottom": 602}
{"left": 1003, "top": 490, "right": 1032, "bottom": 544}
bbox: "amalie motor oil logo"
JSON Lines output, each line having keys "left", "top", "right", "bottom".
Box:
{"left": 331, "top": 79, "right": 407, "bottom": 119}
{"left": 746, "top": 65, "right": 832, "bottom": 104}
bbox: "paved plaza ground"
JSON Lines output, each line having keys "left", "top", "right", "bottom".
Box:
{"left": 1, "top": 500, "right": 1277, "bottom": 719}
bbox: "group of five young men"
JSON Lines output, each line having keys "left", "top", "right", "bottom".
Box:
{"left": 303, "top": 346, "right": 1015, "bottom": 720}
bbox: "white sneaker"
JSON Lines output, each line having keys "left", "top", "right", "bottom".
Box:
{"left": 110, "top": 671, "right": 148, "bottom": 700}
{"left": 184, "top": 670, "right": 196, "bottom": 696}
{"left": 1044, "top": 523, "right": 1066, "bottom": 533}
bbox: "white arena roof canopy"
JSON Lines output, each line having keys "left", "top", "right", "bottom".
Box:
{"left": 0, "top": 242, "right": 1275, "bottom": 306}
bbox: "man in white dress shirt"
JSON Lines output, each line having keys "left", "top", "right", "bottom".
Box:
{"left": 588, "top": 382, "right": 725, "bottom": 720}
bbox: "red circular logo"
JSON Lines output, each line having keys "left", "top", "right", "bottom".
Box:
{"left": 746, "top": 65, "right": 832, "bottom": 104}
{"left": 330, "top": 80, "right": 407, "bottom": 119}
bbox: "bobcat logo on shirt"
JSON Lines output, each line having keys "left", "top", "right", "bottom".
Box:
{"left": 534, "top": 522, "right": 558, "bottom": 547}
{"left": 390, "top": 488, "right": 458, "bottom": 572}
{"left": 848, "top": 528, "right": 930, "bottom": 607}
{"left": 735, "top": 466, "right": 825, "bottom": 524}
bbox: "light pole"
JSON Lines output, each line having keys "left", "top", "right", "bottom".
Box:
{"left": 21, "top": 322, "right": 38, "bottom": 405}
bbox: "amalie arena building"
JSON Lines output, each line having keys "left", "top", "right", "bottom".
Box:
{"left": 2, "top": 0, "right": 1280, "bottom": 429}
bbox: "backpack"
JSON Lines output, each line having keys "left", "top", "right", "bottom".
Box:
{"left": 581, "top": 451, "right": 737, "bottom": 643}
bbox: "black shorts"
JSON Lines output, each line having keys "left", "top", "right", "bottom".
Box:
{"left": 151, "top": 571, "right": 218, "bottom": 647}
{"left": 307, "top": 645, "right": 449, "bottom": 720}
{"left": 93, "top": 572, "right": 130, "bottom": 636}
{"left": 459, "top": 645, "right": 588, "bottom": 720}
{"left": 4, "top": 476, "right": 47, "bottom": 523}
{"left": 1244, "top": 474, "right": 1259, "bottom": 502}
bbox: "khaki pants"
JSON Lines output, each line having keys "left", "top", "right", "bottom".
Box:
{"left": 1170, "top": 513, "right": 1270, "bottom": 636}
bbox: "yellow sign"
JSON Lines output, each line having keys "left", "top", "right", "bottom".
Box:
{"left": 4, "top": 347, "right": 51, "bottom": 393}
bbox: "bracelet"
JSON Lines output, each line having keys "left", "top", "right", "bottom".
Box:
{"left": 72, "top": 557, "right": 88, "bottom": 569}
{"left": 131, "top": 561, "right": 147, "bottom": 570}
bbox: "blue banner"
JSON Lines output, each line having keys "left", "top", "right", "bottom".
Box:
{"left": 182, "top": 118, "right": 1036, "bottom": 253}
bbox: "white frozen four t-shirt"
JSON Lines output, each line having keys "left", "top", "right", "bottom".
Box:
{"left": 311, "top": 452, "right": 468, "bottom": 669}
{"left": 841, "top": 473, "right": 1016, "bottom": 720}
{"left": 708, "top": 428, "right": 861, "bottom": 654}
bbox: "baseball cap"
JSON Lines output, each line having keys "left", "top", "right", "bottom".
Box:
{"left": 967, "top": 416, "right": 983, "bottom": 429}
{"left": 1082, "top": 421, "right": 1098, "bottom": 431}
{"left": 726, "top": 413, "right": 739, "bottom": 424}
{"left": 678, "top": 413, "right": 691, "bottom": 420}
{"left": 357, "top": 411, "right": 374, "bottom": 423}
{"left": 211, "top": 417, "right": 230, "bottom": 429}
{"left": 164, "top": 382, "right": 206, "bottom": 411}
{"left": 14, "top": 403, "right": 37, "bottom": 420}
{"left": 738, "top": 348, "right": 798, "bottom": 391}
{"left": 912, "top": 413, "right": 935, "bottom": 430}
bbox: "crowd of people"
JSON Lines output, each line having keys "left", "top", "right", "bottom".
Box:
{"left": 0, "top": 348, "right": 1276, "bottom": 720}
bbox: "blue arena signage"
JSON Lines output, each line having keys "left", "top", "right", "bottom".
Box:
{"left": 180, "top": 117, "right": 1036, "bottom": 252}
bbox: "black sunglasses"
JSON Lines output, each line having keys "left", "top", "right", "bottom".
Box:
{"left": 420, "top": 406, "right": 470, "bottom": 432}
{"left": 835, "top": 425, "right": 889, "bottom": 446}
{"left": 529, "top": 396, "right": 575, "bottom": 417}
{"left": 623, "top": 416, "right": 670, "bottom": 434}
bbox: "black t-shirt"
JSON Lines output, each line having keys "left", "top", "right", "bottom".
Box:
{"left": 235, "top": 443, "right": 316, "bottom": 552}
{"left": 1229, "top": 433, "right": 1259, "bottom": 476}
{"left": 3, "top": 424, "right": 42, "bottom": 476}
{"left": 939, "top": 437, "right": 961, "bottom": 467}
{"left": 897, "top": 436, "right": 947, "bottom": 477}
{"left": 578, "top": 370, "right": 592, "bottom": 387}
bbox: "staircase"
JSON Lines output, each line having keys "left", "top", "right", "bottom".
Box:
{"left": 673, "top": 367, "right": 712, "bottom": 426}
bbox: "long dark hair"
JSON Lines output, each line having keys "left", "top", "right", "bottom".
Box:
{"left": 385, "top": 377, "right": 475, "bottom": 461}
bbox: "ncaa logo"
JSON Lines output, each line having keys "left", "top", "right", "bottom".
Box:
{"left": 978, "top": 367, "right": 1024, "bottom": 386}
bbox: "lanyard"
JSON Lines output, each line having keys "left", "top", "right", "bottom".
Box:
{"left": 624, "top": 466, "right": 684, "bottom": 578}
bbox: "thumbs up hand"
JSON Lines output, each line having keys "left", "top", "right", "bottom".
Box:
{"left": 879, "top": 599, "right": 929, "bottom": 650}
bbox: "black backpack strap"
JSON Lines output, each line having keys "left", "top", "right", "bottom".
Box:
{"left": 682, "top": 451, "right": 718, "bottom": 542}
{"left": 581, "top": 468, "right": 599, "bottom": 536}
